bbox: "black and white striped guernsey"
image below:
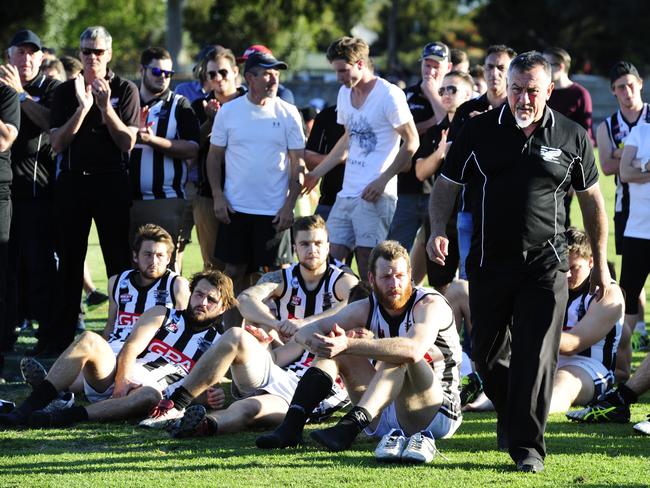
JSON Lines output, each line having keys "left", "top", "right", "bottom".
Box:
{"left": 274, "top": 263, "right": 346, "bottom": 377}
{"left": 130, "top": 91, "right": 197, "bottom": 200}
{"left": 562, "top": 281, "right": 622, "bottom": 373}
{"left": 137, "top": 308, "right": 222, "bottom": 387}
{"left": 366, "top": 286, "right": 463, "bottom": 419}
{"left": 605, "top": 103, "right": 650, "bottom": 215}
{"left": 108, "top": 268, "right": 179, "bottom": 348}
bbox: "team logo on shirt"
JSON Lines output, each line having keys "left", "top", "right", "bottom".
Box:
{"left": 119, "top": 294, "right": 133, "bottom": 304}
{"left": 196, "top": 336, "right": 212, "bottom": 353}
{"left": 110, "top": 97, "right": 119, "bottom": 107}
{"left": 154, "top": 289, "right": 170, "bottom": 305}
{"left": 164, "top": 321, "right": 179, "bottom": 333}
{"left": 540, "top": 146, "right": 563, "bottom": 163}
{"left": 290, "top": 295, "right": 302, "bottom": 306}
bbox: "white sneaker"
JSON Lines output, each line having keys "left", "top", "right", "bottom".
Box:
{"left": 42, "top": 392, "right": 75, "bottom": 413}
{"left": 139, "top": 399, "right": 184, "bottom": 429}
{"left": 401, "top": 431, "right": 437, "bottom": 464}
{"left": 633, "top": 415, "right": 650, "bottom": 435}
{"left": 374, "top": 428, "right": 407, "bottom": 462}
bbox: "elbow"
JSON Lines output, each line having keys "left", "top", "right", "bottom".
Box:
{"left": 404, "top": 344, "right": 426, "bottom": 364}
{"left": 415, "top": 166, "right": 428, "bottom": 182}
{"left": 619, "top": 171, "right": 631, "bottom": 183}
{"left": 0, "top": 140, "right": 11, "bottom": 152}
{"left": 185, "top": 144, "right": 199, "bottom": 160}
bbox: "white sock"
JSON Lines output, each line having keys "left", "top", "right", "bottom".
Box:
{"left": 634, "top": 321, "right": 647, "bottom": 335}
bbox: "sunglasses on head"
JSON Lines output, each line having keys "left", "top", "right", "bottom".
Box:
{"left": 438, "top": 85, "right": 458, "bottom": 96}
{"left": 144, "top": 65, "right": 175, "bottom": 78}
{"left": 81, "top": 48, "right": 106, "bottom": 57}
{"left": 208, "top": 69, "right": 229, "bottom": 80}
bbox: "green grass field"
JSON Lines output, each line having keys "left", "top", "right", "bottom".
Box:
{"left": 1, "top": 149, "right": 649, "bottom": 487}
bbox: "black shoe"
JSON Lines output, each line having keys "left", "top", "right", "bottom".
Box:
{"left": 516, "top": 456, "right": 544, "bottom": 473}
{"left": 256, "top": 429, "right": 303, "bottom": 449}
{"left": 566, "top": 388, "right": 630, "bottom": 423}
{"left": 310, "top": 425, "right": 355, "bottom": 452}
{"left": 85, "top": 290, "right": 109, "bottom": 307}
{"left": 20, "top": 357, "right": 48, "bottom": 389}
{"left": 460, "top": 372, "right": 483, "bottom": 406}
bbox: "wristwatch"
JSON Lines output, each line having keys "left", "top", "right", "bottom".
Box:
{"left": 641, "top": 160, "right": 650, "bottom": 173}
{"left": 18, "top": 91, "right": 28, "bottom": 103}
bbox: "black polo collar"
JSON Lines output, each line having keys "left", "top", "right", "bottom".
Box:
{"left": 141, "top": 88, "right": 172, "bottom": 107}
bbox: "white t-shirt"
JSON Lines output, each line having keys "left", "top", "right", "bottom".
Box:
{"left": 210, "top": 95, "right": 305, "bottom": 215}
{"left": 623, "top": 124, "right": 650, "bottom": 239}
{"left": 336, "top": 77, "right": 413, "bottom": 198}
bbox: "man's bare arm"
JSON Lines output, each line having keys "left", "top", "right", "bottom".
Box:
{"left": 237, "top": 270, "right": 284, "bottom": 329}
{"left": 102, "top": 275, "right": 118, "bottom": 340}
{"left": 294, "top": 299, "right": 370, "bottom": 346}
{"left": 426, "top": 176, "right": 461, "bottom": 264}
{"left": 596, "top": 122, "right": 621, "bottom": 176}
{"left": 303, "top": 132, "right": 349, "bottom": 192}
{"left": 576, "top": 183, "right": 610, "bottom": 299}
{"left": 173, "top": 276, "right": 191, "bottom": 310}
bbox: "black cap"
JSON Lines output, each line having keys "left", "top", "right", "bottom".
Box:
{"left": 609, "top": 61, "right": 641, "bottom": 85}
{"left": 244, "top": 52, "right": 288, "bottom": 74}
{"left": 9, "top": 29, "right": 42, "bottom": 51}
{"left": 420, "top": 42, "right": 449, "bottom": 62}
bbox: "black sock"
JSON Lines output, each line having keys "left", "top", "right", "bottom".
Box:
{"left": 11, "top": 380, "right": 59, "bottom": 423}
{"left": 310, "top": 406, "right": 372, "bottom": 451}
{"left": 169, "top": 386, "right": 194, "bottom": 411}
{"left": 617, "top": 383, "right": 638, "bottom": 405}
{"left": 256, "top": 368, "right": 333, "bottom": 448}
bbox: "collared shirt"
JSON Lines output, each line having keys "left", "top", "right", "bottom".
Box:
{"left": 51, "top": 70, "right": 140, "bottom": 174}
{"left": 129, "top": 89, "right": 199, "bottom": 200}
{"left": 398, "top": 82, "right": 435, "bottom": 195}
{"left": 11, "top": 74, "right": 60, "bottom": 199}
{"left": 441, "top": 105, "right": 598, "bottom": 272}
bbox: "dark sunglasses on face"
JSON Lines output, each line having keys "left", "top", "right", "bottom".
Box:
{"left": 438, "top": 85, "right": 458, "bottom": 96}
{"left": 144, "top": 65, "right": 175, "bottom": 78}
{"left": 208, "top": 69, "right": 229, "bottom": 80}
{"left": 81, "top": 48, "right": 106, "bottom": 57}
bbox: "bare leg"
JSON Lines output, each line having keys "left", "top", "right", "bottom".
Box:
{"left": 355, "top": 247, "right": 372, "bottom": 280}
{"left": 392, "top": 361, "right": 443, "bottom": 436}
{"left": 549, "top": 366, "right": 594, "bottom": 414}
{"left": 45, "top": 331, "right": 116, "bottom": 394}
{"left": 616, "top": 315, "right": 634, "bottom": 382}
{"left": 82, "top": 261, "right": 95, "bottom": 295}
{"left": 410, "top": 229, "right": 427, "bottom": 286}
{"left": 85, "top": 386, "right": 162, "bottom": 421}
{"left": 626, "top": 352, "right": 650, "bottom": 395}
{"left": 637, "top": 288, "right": 646, "bottom": 326}
{"left": 207, "top": 394, "right": 289, "bottom": 433}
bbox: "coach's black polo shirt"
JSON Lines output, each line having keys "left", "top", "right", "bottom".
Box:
{"left": 441, "top": 104, "right": 598, "bottom": 273}
{"left": 50, "top": 70, "right": 139, "bottom": 174}
{"left": 11, "top": 74, "right": 60, "bottom": 199}
{"left": 398, "top": 82, "right": 435, "bottom": 195}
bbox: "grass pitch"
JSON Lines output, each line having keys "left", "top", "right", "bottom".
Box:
{"left": 1, "top": 149, "right": 649, "bottom": 487}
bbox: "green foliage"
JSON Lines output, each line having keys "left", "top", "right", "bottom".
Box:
{"left": 474, "top": 0, "right": 650, "bottom": 75}
{"left": 183, "top": 0, "right": 365, "bottom": 67}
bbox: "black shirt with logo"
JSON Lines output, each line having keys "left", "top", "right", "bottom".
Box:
{"left": 305, "top": 105, "right": 345, "bottom": 207}
{"left": 50, "top": 71, "right": 140, "bottom": 174}
{"left": 441, "top": 105, "right": 598, "bottom": 273}
{"left": 398, "top": 82, "right": 435, "bottom": 195}
{"left": 0, "top": 86, "right": 20, "bottom": 196}
{"left": 11, "top": 74, "right": 60, "bottom": 199}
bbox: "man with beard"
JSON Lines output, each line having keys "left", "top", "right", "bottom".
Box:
{"left": 257, "top": 240, "right": 462, "bottom": 465}
{"left": 137, "top": 215, "right": 357, "bottom": 431}
{"left": 0, "top": 269, "right": 236, "bottom": 428}
{"left": 426, "top": 52, "right": 608, "bottom": 473}
{"left": 129, "top": 47, "right": 199, "bottom": 270}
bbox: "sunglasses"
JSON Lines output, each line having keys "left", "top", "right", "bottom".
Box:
{"left": 81, "top": 48, "right": 106, "bottom": 57}
{"left": 144, "top": 65, "right": 175, "bottom": 78}
{"left": 208, "top": 69, "right": 230, "bottom": 80}
{"left": 438, "top": 85, "right": 458, "bottom": 96}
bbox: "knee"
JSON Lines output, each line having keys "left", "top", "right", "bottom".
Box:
{"left": 72, "top": 331, "right": 106, "bottom": 357}
{"left": 137, "top": 386, "right": 163, "bottom": 408}
{"left": 222, "top": 327, "right": 246, "bottom": 350}
{"left": 238, "top": 399, "right": 263, "bottom": 425}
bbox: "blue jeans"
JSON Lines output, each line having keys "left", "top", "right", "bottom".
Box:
{"left": 387, "top": 193, "right": 429, "bottom": 251}
{"left": 456, "top": 211, "right": 472, "bottom": 280}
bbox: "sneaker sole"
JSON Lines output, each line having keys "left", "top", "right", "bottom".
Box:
{"left": 173, "top": 406, "right": 207, "bottom": 438}
{"left": 20, "top": 358, "right": 47, "bottom": 389}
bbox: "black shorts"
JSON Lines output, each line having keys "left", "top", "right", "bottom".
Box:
{"left": 614, "top": 211, "right": 629, "bottom": 255}
{"left": 214, "top": 212, "right": 292, "bottom": 269}
{"left": 620, "top": 236, "right": 650, "bottom": 315}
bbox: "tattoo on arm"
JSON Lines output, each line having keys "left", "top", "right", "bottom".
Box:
{"left": 257, "top": 270, "right": 283, "bottom": 285}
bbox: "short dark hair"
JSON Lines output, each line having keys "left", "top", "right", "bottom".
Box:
{"left": 189, "top": 269, "right": 238, "bottom": 310}
{"left": 450, "top": 48, "right": 468, "bottom": 66}
{"left": 508, "top": 51, "right": 551, "bottom": 81}
{"left": 470, "top": 64, "right": 485, "bottom": 80}
{"left": 486, "top": 44, "right": 517, "bottom": 60}
{"left": 132, "top": 223, "right": 174, "bottom": 255}
{"left": 543, "top": 47, "right": 571, "bottom": 73}
{"left": 326, "top": 37, "right": 370, "bottom": 65}
{"left": 197, "top": 45, "right": 237, "bottom": 82}
{"left": 292, "top": 214, "right": 328, "bottom": 236}
{"left": 60, "top": 55, "right": 82, "bottom": 77}
{"left": 368, "top": 240, "right": 411, "bottom": 275}
{"left": 444, "top": 70, "right": 475, "bottom": 92}
{"left": 41, "top": 58, "right": 65, "bottom": 79}
{"left": 140, "top": 47, "right": 171, "bottom": 67}
{"left": 566, "top": 227, "right": 591, "bottom": 259}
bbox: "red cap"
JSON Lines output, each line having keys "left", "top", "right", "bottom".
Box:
{"left": 237, "top": 44, "right": 272, "bottom": 63}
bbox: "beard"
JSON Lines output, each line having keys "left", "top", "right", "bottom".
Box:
{"left": 374, "top": 281, "right": 414, "bottom": 311}
{"left": 183, "top": 307, "right": 221, "bottom": 332}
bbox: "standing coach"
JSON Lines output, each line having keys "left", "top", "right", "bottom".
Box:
{"left": 50, "top": 26, "right": 140, "bottom": 353}
{"left": 426, "top": 52, "right": 609, "bottom": 473}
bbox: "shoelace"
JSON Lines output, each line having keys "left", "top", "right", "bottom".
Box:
{"left": 150, "top": 400, "right": 174, "bottom": 418}
{"left": 408, "top": 435, "right": 450, "bottom": 461}
{"left": 385, "top": 435, "right": 402, "bottom": 449}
